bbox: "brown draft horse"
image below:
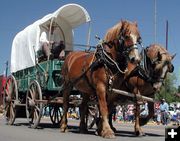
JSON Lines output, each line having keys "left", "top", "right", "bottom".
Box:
{"left": 60, "top": 20, "right": 141, "bottom": 138}
{"left": 108, "top": 44, "right": 175, "bottom": 136}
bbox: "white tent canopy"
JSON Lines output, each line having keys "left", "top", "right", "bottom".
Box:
{"left": 11, "top": 3, "right": 91, "bottom": 73}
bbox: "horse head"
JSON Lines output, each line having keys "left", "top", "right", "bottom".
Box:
{"left": 146, "top": 44, "right": 175, "bottom": 91}
{"left": 104, "top": 20, "right": 141, "bottom": 64}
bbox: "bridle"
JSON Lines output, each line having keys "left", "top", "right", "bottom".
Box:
{"left": 107, "top": 31, "right": 142, "bottom": 59}
{"left": 144, "top": 50, "right": 173, "bottom": 84}
{"left": 126, "top": 47, "right": 173, "bottom": 86}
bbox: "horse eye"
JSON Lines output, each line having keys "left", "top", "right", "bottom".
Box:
{"left": 123, "top": 35, "right": 128, "bottom": 38}
{"left": 138, "top": 37, "right": 142, "bottom": 44}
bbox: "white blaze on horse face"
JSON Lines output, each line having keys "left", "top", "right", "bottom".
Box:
{"left": 161, "top": 65, "right": 168, "bottom": 80}
{"left": 129, "top": 33, "right": 140, "bottom": 63}
{"left": 153, "top": 65, "right": 168, "bottom": 91}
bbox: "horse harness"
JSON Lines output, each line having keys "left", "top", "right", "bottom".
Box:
{"left": 66, "top": 38, "right": 132, "bottom": 97}
{"left": 124, "top": 46, "right": 170, "bottom": 90}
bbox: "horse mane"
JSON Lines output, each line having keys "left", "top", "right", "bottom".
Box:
{"left": 104, "top": 20, "right": 135, "bottom": 42}
{"left": 146, "top": 44, "right": 169, "bottom": 59}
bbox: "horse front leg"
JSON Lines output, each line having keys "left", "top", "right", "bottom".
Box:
{"left": 60, "top": 84, "right": 72, "bottom": 132}
{"left": 96, "top": 83, "right": 115, "bottom": 139}
{"left": 134, "top": 100, "right": 145, "bottom": 136}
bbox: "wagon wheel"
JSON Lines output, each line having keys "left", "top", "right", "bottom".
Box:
{"left": 49, "top": 105, "right": 62, "bottom": 125}
{"left": 3, "top": 75, "right": 18, "bottom": 125}
{"left": 26, "top": 80, "right": 43, "bottom": 128}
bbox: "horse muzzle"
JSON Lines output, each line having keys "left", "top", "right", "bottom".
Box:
{"left": 129, "top": 56, "right": 140, "bottom": 64}
{"left": 128, "top": 44, "right": 140, "bottom": 64}
{"left": 153, "top": 82, "right": 163, "bottom": 92}
{"left": 169, "top": 64, "right": 174, "bottom": 73}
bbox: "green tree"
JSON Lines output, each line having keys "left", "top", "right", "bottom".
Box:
{"left": 178, "top": 85, "right": 180, "bottom": 93}
{"left": 155, "top": 73, "right": 178, "bottom": 103}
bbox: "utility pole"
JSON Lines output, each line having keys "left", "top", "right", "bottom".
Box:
{"left": 166, "top": 20, "right": 168, "bottom": 50}
{"left": 154, "top": 0, "right": 157, "bottom": 43}
{"left": 5, "top": 61, "right": 8, "bottom": 77}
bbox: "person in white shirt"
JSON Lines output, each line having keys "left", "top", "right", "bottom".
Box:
{"left": 39, "top": 24, "right": 65, "bottom": 60}
{"left": 140, "top": 100, "right": 149, "bottom": 118}
{"left": 160, "top": 99, "right": 169, "bottom": 125}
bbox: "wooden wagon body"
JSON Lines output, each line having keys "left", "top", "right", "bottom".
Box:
{"left": 3, "top": 3, "right": 91, "bottom": 128}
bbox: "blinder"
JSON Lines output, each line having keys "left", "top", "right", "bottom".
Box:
{"left": 116, "top": 34, "right": 140, "bottom": 55}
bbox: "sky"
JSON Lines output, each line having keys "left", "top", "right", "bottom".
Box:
{"left": 0, "top": 0, "right": 180, "bottom": 86}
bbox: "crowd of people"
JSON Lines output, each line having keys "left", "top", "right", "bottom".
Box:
{"left": 154, "top": 99, "right": 180, "bottom": 125}
{"left": 42, "top": 98, "right": 180, "bottom": 127}
{"left": 114, "top": 99, "right": 180, "bottom": 125}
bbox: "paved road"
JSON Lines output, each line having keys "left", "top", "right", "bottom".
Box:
{"left": 0, "top": 115, "right": 165, "bottom": 141}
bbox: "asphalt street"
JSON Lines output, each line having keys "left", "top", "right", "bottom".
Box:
{"left": 0, "top": 115, "right": 166, "bottom": 141}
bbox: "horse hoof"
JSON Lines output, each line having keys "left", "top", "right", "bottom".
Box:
{"left": 101, "top": 130, "right": 115, "bottom": 139}
{"left": 135, "top": 131, "right": 146, "bottom": 137}
{"left": 60, "top": 127, "right": 68, "bottom": 133}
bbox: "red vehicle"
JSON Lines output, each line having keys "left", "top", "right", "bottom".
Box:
{"left": 0, "top": 74, "right": 6, "bottom": 106}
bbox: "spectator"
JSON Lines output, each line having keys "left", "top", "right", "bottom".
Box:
{"left": 127, "top": 104, "right": 134, "bottom": 123}
{"left": 140, "top": 100, "right": 149, "bottom": 118}
{"left": 156, "top": 107, "right": 161, "bottom": 125}
{"left": 160, "top": 99, "right": 169, "bottom": 125}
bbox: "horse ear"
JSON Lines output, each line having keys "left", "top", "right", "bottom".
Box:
{"left": 171, "top": 53, "right": 176, "bottom": 60}
{"left": 134, "top": 21, "right": 138, "bottom": 27}
{"left": 121, "top": 20, "right": 125, "bottom": 26}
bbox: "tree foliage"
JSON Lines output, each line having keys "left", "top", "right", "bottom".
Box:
{"left": 155, "top": 73, "right": 179, "bottom": 103}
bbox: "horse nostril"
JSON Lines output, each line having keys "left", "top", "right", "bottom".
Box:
{"left": 153, "top": 87, "right": 157, "bottom": 91}
{"left": 130, "top": 57, "right": 135, "bottom": 63}
{"left": 130, "top": 57, "right": 140, "bottom": 64}
{"left": 153, "top": 87, "right": 160, "bottom": 92}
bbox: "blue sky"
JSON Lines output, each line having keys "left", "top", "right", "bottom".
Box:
{"left": 0, "top": 0, "right": 180, "bottom": 86}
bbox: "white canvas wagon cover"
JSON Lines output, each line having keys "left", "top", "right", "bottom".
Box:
{"left": 11, "top": 3, "right": 91, "bottom": 73}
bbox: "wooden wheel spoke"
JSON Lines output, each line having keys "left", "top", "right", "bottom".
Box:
{"left": 4, "top": 75, "right": 17, "bottom": 125}
{"left": 29, "top": 88, "right": 34, "bottom": 100}
{"left": 9, "top": 81, "right": 13, "bottom": 95}
{"left": 26, "top": 81, "right": 42, "bottom": 128}
{"left": 27, "top": 96, "right": 32, "bottom": 101}
{"left": 51, "top": 108, "right": 55, "bottom": 116}
{"left": 10, "top": 104, "right": 14, "bottom": 120}
{"left": 5, "top": 89, "right": 10, "bottom": 97}
{"left": 54, "top": 111, "right": 58, "bottom": 122}
{"left": 5, "top": 104, "right": 10, "bottom": 116}
{"left": 35, "top": 105, "right": 40, "bottom": 112}
{"left": 49, "top": 106, "right": 61, "bottom": 124}
{"left": 29, "top": 108, "right": 34, "bottom": 118}
{"left": 56, "top": 111, "right": 59, "bottom": 122}
{"left": 34, "top": 109, "right": 38, "bottom": 120}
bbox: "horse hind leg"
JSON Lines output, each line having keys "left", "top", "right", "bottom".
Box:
{"left": 60, "top": 83, "right": 72, "bottom": 132}
{"left": 96, "top": 83, "right": 115, "bottom": 139}
{"left": 79, "top": 94, "right": 89, "bottom": 133}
